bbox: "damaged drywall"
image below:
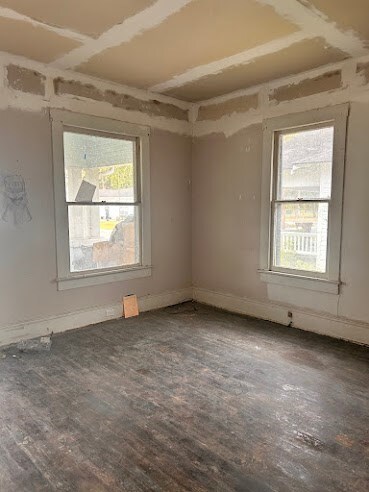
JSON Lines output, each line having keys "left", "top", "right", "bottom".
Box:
{"left": 198, "top": 93, "right": 259, "bottom": 121}
{"left": 76, "top": 0, "right": 298, "bottom": 88}
{"left": 192, "top": 55, "right": 369, "bottom": 138}
{"left": 357, "top": 62, "right": 369, "bottom": 84}
{"left": 166, "top": 38, "right": 347, "bottom": 102}
{"left": 54, "top": 77, "right": 189, "bottom": 121}
{"left": 7, "top": 65, "right": 46, "bottom": 96}
{"left": 270, "top": 70, "right": 342, "bottom": 103}
{"left": 53, "top": 77, "right": 103, "bottom": 101}
{"left": 300, "top": 0, "right": 369, "bottom": 44}
{"left": 0, "top": 54, "right": 192, "bottom": 135}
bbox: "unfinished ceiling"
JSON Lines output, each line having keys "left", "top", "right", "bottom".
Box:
{"left": 0, "top": 0, "right": 367, "bottom": 102}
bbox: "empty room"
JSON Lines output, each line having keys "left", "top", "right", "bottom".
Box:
{"left": 0, "top": 0, "right": 368, "bottom": 490}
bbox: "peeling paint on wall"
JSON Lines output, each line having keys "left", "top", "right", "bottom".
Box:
{"left": 357, "top": 62, "right": 369, "bottom": 84}
{"left": 53, "top": 77, "right": 102, "bottom": 101}
{"left": 7, "top": 65, "right": 45, "bottom": 96}
{"left": 198, "top": 93, "right": 258, "bottom": 121}
{"left": 270, "top": 71, "right": 342, "bottom": 103}
{"left": 104, "top": 90, "right": 189, "bottom": 121}
{"left": 54, "top": 77, "right": 189, "bottom": 121}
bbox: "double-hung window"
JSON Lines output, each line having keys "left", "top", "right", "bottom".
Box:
{"left": 51, "top": 111, "right": 151, "bottom": 290}
{"left": 259, "top": 105, "right": 348, "bottom": 294}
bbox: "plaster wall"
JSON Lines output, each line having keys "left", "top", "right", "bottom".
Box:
{"left": 192, "top": 102, "right": 369, "bottom": 330}
{"left": 1, "top": 54, "right": 369, "bottom": 345}
{"left": 0, "top": 109, "right": 192, "bottom": 327}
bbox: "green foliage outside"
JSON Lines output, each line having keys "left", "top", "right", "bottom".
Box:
{"left": 99, "top": 164, "right": 133, "bottom": 190}
{"left": 279, "top": 251, "right": 316, "bottom": 272}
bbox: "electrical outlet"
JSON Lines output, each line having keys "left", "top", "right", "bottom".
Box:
{"left": 288, "top": 311, "right": 293, "bottom": 318}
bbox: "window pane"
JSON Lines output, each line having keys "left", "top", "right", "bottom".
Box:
{"left": 273, "top": 202, "right": 328, "bottom": 273}
{"left": 63, "top": 131, "right": 137, "bottom": 203}
{"left": 68, "top": 205, "right": 140, "bottom": 272}
{"left": 277, "top": 126, "right": 334, "bottom": 200}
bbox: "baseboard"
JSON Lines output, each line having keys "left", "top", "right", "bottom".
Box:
{"left": 193, "top": 287, "right": 369, "bottom": 346}
{"left": 0, "top": 287, "right": 193, "bottom": 348}
{"left": 2, "top": 285, "right": 368, "bottom": 348}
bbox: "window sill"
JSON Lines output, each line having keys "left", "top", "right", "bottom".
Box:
{"left": 258, "top": 269, "right": 339, "bottom": 294}
{"left": 57, "top": 266, "right": 152, "bottom": 291}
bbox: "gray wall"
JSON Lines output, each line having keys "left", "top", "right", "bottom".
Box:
{"left": 192, "top": 102, "right": 369, "bottom": 324}
{"left": 0, "top": 109, "right": 192, "bottom": 326}
{"left": 1, "top": 101, "right": 368, "bottom": 333}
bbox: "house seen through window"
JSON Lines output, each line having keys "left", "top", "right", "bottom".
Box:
{"left": 272, "top": 125, "right": 334, "bottom": 275}
{"left": 63, "top": 131, "right": 141, "bottom": 273}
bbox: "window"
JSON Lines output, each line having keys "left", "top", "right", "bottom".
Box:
{"left": 259, "top": 105, "right": 348, "bottom": 294}
{"left": 51, "top": 111, "right": 151, "bottom": 290}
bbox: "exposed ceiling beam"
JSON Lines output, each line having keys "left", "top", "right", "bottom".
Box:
{"left": 150, "top": 31, "right": 311, "bottom": 93}
{"left": 52, "top": 0, "right": 193, "bottom": 70}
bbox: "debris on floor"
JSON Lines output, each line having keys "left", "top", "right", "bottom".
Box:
{"left": 165, "top": 301, "right": 198, "bottom": 315}
{"left": 335, "top": 434, "right": 354, "bottom": 448}
{"left": 17, "top": 335, "right": 52, "bottom": 353}
{"left": 295, "top": 431, "right": 324, "bottom": 450}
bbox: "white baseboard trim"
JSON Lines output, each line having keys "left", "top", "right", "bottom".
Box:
{"left": 0, "top": 287, "right": 192, "bottom": 348}
{"left": 193, "top": 287, "right": 369, "bottom": 346}
{"left": 2, "top": 286, "right": 367, "bottom": 348}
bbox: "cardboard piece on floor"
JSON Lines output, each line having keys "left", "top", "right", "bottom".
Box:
{"left": 123, "top": 295, "right": 139, "bottom": 318}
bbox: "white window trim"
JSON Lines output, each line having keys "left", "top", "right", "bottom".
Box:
{"left": 259, "top": 104, "right": 349, "bottom": 294}
{"left": 51, "top": 110, "right": 152, "bottom": 290}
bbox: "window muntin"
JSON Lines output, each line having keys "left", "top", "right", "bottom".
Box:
{"left": 273, "top": 202, "right": 328, "bottom": 273}
{"left": 260, "top": 105, "right": 347, "bottom": 293}
{"left": 62, "top": 128, "right": 142, "bottom": 275}
{"left": 63, "top": 130, "right": 138, "bottom": 204}
{"left": 52, "top": 111, "right": 151, "bottom": 290}
{"left": 68, "top": 205, "right": 141, "bottom": 273}
{"left": 276, "top": 126, "right": 334, "bottom": 200}
{"left": 271, "top": 124, "right": 334, "bottom": 277}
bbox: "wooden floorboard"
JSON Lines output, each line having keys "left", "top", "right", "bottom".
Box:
{"left": 0, "top": 302, "right": 368, "bottom": 491}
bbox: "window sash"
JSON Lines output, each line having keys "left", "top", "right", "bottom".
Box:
{"left": 67, "top": 203, "right": 142, "bottom": 274}
{"left": 62, "top": 126, "right": 141, "bottom": 205}
{"left": 270, "top": 199, "right": 330, "bottom": 279}
{"left": 259, "top": 105, "right": 348, "bottom": 292}
{"left": 268, "top": 120, "right": 337, "bottom": 279}
{"left": 51, "top": 110, "right": 151, "bottom": 290}
{"left": 62, "top": 128, "right": 143, "bottom": 274}
{"left": 272, "top": 123, "right": 334, "bottom": 203}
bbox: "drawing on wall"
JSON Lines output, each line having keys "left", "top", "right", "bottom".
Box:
{"left": 0, "top": 173, "right": 32, "bottom": 225}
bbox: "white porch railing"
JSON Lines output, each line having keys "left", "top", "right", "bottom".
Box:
{"left": 281, "top": 232, "right": 317, "bottom": 256}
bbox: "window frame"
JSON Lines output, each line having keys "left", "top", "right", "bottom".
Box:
{"left": 51, "top": 110, "right": 152, "bottom": 290}
{"left": 259, "top": 104, "right": 348, "bottom": 294}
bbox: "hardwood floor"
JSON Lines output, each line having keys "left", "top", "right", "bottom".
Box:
{"left": 0, "top": 302, "right": 368, "bottom": 491}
